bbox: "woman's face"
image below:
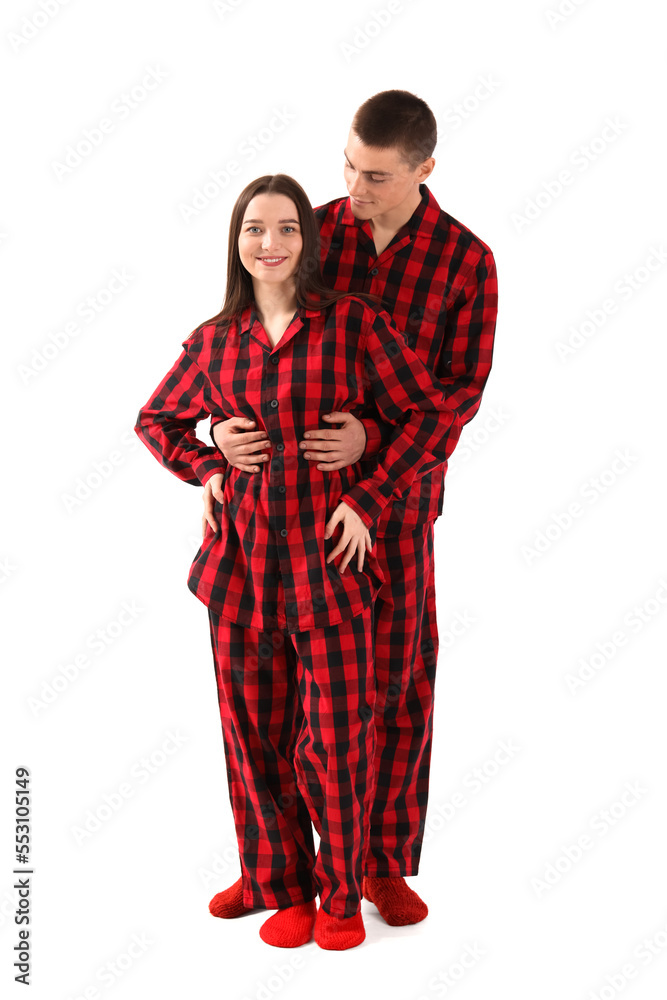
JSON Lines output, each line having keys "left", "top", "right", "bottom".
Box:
{"left": 238, "top": 193, "right": 303, "bottom": 288}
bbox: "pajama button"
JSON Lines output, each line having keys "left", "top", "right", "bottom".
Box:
{"left": 270, "top": 355, "right": 279, "bottom": 364}
{"left": 280, "top": 529, "right": 288, "bottom": 537}
{"left": 278, "top": 485, "right": 286, "bottom": 493}
{"left": 270, "top": 399, "right": 279, "bottom": 408}
{"left": 276, "top": 443, "right": 284, "bottom": 452}
{"left": 371, "top": 267, "right": 379, "bottom": 275}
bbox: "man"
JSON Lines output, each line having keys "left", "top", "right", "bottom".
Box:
{"left": 203, "top": 90, "right": 498, "bottom": 927}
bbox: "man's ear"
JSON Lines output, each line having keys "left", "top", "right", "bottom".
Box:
{"left": 417, "top": 157, "right": 436, "bottom": 183}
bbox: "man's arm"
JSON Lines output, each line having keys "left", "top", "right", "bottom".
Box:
{"left": 358, "top": 412, "right": 394, "bottom": 458}
{"left": 353, "top": 248, "right": 498, "bottom": 452}
{"left": 297, "top": 249, "right": 498, "bottom": 472}
{"left": 435, "top": 248, "right": 498, "bottom": 426}
{"left": 338, "top": 305, "right": 462, "bottom": 529}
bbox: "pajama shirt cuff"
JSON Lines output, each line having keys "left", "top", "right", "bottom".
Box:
{"left": 209, "top": 417, "right": 229, "bottom": 469}
{"left": 339, "top": 481, "right": 389, "bottom": 530}
{"left": 192, "top": 458, "right": 227, "bottom": 487}
{"left": 359, "top": 416, "right": 387, "bottom": 459}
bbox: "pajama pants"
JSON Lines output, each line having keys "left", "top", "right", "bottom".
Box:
{"left": 365, "top": 522, "right": 437, "bottom": 875}
{"left": 207, "top": 604, "right": 376, "bottom": 919}
{"left": 295, "top": 523, "right": 438, "bottom": 876}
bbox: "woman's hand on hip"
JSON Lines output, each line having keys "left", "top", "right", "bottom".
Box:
{"left": 324, "top": 501, "right": 373, "bottom": 573}
{"left": 202, "top": 474, "right": 224, "bottom": 538}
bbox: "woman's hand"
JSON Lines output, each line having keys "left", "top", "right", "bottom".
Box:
{"left": 324, "top": 501, "right": 373, "bottom": 573}
{"left": 202, "top": 474, "right": 224, "bottom": 538}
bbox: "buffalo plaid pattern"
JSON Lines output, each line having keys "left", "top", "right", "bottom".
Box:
{"left": 365, "top": 523, "right": 438, "bottom": 874}
{"left": 134, "top": 294, "right": 461, "bottom": 633}
{"left": 314, "top": 183, "right": 498, "bottom": 534}
{"left": 304, "top": 187, "right": 497, "bottom": 871}
{"left": 292, "top": 524, "right": 436, "bottom": 876}
{"left": 207, "top": 604, "right": 376, "bottom": 918}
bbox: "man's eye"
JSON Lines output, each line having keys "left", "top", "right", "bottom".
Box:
{"left": 370, "top": 177, "right": 386, "bottom": 183}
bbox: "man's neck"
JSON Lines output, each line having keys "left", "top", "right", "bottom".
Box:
{"left": 367, "top": 184, "right": 424, "bottom": 241}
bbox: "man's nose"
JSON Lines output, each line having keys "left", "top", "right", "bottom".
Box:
{"left": 347, "top": 173, "right": 366, "bottom": 197}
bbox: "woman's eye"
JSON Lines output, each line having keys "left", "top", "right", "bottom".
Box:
{"left": 283, "top": 226, "right": 295, "bottom": 233}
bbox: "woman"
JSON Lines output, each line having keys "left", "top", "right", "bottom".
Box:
{"left": 134, "top": 174, "right": 461, "bottom": 951}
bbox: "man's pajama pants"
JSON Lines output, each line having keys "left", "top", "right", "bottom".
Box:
{"left": 364, "top": 522, "right": 438, "bottom": 875}
{"left": 296, "top": 524, "right": 438, "bottom": 876}
{"left": 207, "top": 604, "right": 376, "bottom": 919}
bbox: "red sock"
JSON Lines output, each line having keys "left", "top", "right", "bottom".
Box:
{"left": 362, "top": 876, "right": 428, "bottom": 926}
{"left": 314, "top": 906, "right": 365, "bottom": 951}
{"left": 209, "top": 876, "right": 254, "bottom": 919}
{"left": 259, "top": 899, "right": 317, "bottom": 948}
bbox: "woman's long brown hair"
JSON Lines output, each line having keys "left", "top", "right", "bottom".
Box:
{"left": 198, "top": 173, "right": 381, "bottom": 330}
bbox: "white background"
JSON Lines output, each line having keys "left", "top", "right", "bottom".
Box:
{"left": 2, "top": 0, "right": 666, "bottom": 998}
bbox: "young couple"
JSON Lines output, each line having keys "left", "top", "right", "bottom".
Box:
{"left": 135, "top": 90, "right": 498, "bottom": 951}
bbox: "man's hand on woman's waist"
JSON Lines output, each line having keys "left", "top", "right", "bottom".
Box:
{"left": 211, "top": 411, "right": 367, "bottom": 472}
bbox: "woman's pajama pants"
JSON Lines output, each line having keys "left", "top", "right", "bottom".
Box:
{"left": 207, "top": 604, "right": 376, "bottom": 919}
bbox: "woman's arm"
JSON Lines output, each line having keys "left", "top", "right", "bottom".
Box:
{"left": 134, "top": 337, "right": 226, "bottom": 487}
{"left": 339, "top": 304, "right": 462, "bottom": 529}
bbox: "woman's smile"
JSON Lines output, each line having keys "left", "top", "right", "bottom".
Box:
{"left": 257, "top": 256, "right": 287, "bottom": 266}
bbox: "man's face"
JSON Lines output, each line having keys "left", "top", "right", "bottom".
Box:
{"left": 343, "top": 129, "right": 427, "bottom": 221}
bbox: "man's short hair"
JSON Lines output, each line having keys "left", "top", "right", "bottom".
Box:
{"left": 351, "top": 90, "right": 437, "bottom": 169}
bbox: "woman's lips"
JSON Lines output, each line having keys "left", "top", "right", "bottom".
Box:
{"left": 257, "top": 257, "right": 287, "bottom": 267}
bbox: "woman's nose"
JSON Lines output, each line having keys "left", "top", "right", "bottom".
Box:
{"left": 261, "top": 230, "right": 281, "bottom": 250}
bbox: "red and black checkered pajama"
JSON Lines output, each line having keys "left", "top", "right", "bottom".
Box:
{"left": 294, "top": 524, "right": 437, "bottom": 878}
{"left": 135, "top": 288, "right": 468, "bottom": 912}
{"left": 207, "top": 603, "right": 376, "bottom": 919}
{"left": 366, "top": 524, "right": 437, "bottom": 875}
